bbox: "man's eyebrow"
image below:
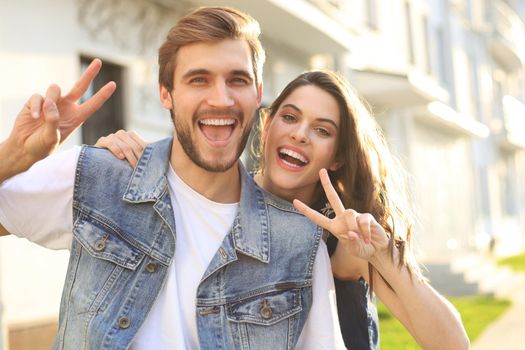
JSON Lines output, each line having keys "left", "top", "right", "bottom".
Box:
{"left": 281, "top": 103, "right": 339, "bottom": 128}
{"left": 182, "top": 69, "right": 210, "bottom": 80}
{"left": 231, "top": 70, "right": 254, "bottom": 81}
{"left": 182, "top": 69, "right": 254, "bottom": 82}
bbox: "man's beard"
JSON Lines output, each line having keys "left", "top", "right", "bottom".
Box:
{"left": 170, "top": 107, "right": 252, "bottom": 172}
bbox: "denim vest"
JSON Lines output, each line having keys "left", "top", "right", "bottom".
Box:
{"left": 53, "top": 138, "right": 323, "bottom": 350}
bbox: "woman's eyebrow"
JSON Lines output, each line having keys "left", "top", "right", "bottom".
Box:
{"left": 316, "top": 118, "right": 339, "bottom": 129}
{"left": 281, "top": 103, "right": 302, "bottom": 113}
{"left": 282, "top": 104, "right": 338, "bottom": 128}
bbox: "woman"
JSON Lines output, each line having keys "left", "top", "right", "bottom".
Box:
{"left": 97, "top": 70, "right": 469, "bottom": 350}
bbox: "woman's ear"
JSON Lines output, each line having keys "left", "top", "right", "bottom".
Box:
{"left": 328, "top": 156, "right": 344, "bottom": 172}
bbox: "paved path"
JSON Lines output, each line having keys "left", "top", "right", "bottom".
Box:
{"left": 471, "top": 277, "right": 525, "bottom": 350}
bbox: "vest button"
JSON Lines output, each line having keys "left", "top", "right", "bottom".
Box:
{"left": 118, "top": 316, "right": 131, "bottom": 329}
{"left": 218, "top": 247, "right": 227, "bottom": 260}
{"left": 145, "top": 262, "right": 157, "bottom": 273}
{"left": 260, "top": 300, "right": 272, "bottom": 320}
{"left": 94, "top": 239, "right": 106, "bottom": 251}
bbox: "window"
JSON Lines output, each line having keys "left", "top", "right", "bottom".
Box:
{"left": 80, "top": 56, "right": 125, "bottom": 145}
{"left": 366, "top": 0, "right": 378, "bottom": 29}
{"left": 467, "top": 53, "right": 482, "bottom": 120}
{"left": 436, "top": 27, "right": 450, "bottom": 88}
{"left": 405, "top": 1, "right": 415, "bottom": 65}
{"left": 500, "top": 154, "right": 518, "bottom": 216}
{"left": 423, "top": 16, "right": 432, "bottom": 74}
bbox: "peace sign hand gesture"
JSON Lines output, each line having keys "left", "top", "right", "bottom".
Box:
{"left": 6, "top": 59, "right": 116, "bottom": 175}
{"left": 293, "top": 169, "right": 389, "bottom": 261}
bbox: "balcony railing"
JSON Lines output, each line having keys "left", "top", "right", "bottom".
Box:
{"left": 500, "top": 95, "right": 525, "bottom": 149}
{"left": 489, "top": 0, "right": 525, "bottom": 69}
{"left": 308, "top": 0, "right": 352, "bottom": 29}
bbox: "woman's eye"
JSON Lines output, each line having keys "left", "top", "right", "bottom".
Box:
{"left": 282, "top": 114, "right": 296, "bottom": 122}
{"left": 315, "top": 127, "right": 330, "bottom": 137}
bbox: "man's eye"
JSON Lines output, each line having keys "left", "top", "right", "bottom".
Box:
{"left": 230, "top": 77, "right": 249, "bottom": 85}
{"left": 190, "top": 77, "right": 207, "bottom": 84}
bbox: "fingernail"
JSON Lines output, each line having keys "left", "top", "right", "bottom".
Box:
{"left": 32, "top": 111, "right": 40, "bottom": 119}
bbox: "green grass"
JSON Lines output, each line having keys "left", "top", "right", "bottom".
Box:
{"left": 378, "top": 295, "right": 511, "bottom": 349}
{"left": 497, "top": 253, "right": 525, "bottom": 272}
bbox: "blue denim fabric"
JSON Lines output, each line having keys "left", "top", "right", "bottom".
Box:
{"left": 53, "top": 137, "right": 322, "bottom": 350}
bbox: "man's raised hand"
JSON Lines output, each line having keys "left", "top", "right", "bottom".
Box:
{"left": 5, "top": 59, "right": 116, "bottom": 174}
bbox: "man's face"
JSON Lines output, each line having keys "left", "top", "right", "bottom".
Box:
{"left": 161, "top": 39, "right": 262, "bottom": 172}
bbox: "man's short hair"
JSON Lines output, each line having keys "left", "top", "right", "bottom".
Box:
{"left": 158, "top": 6, "right": 265, "bottom": 90}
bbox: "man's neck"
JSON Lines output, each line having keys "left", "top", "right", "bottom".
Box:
{"left": 169, "top": 144, "right": 241, "bottom": 204}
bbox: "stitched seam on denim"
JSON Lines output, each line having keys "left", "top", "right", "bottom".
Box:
{"left": 126, "top": 263, "right": 169, "bottom": 348}
{"left": 74, "top": 207, "right": 150, "bottom": 255}
{"left": 123, "top": 143, "right": 154, "bottom": 201}
{"left": 72, "top": 215, "right": 146, "bottom": 269}
{"left": 306, "top": 225, "right": 323, "bottom": 277}
{"left": 101, "top": 263, "right": 145, "bottom": 349}
{"left": 72, "top": 146, "right": 87, "bottom": 212}
{"left": 227, "top": 306, "right": 302, "bottom": 326}
{"left": 197, "top": 281, "right": 311, "bottom": 306}
{"left": 88, "top": 265, "right": 124, "bottom": 314}
{"left": 151, "top": 188, "right": 177, "bottom": 264}
{"left": 58, "top": 240, "right": 82, "bottom": 350}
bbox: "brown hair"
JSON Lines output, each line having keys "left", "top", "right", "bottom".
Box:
{"left": 255, "top": 70, "right": 422, "bottom": 289}
{"left": 158, "top": 6, "right": 265, "bottom": 90}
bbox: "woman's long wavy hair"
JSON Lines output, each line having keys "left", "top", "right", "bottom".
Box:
{"left": 254, "top": 70, "right": 422, "bottom": 290}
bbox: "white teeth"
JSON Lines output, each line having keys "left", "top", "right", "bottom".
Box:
{"left": 282, "top": 158, "right": 301, "bottom": 168}
{"left": 279, "top": 148, "right": 308, "bottom": 164}
{"left": 199, "top": 119, "right": 235, "bottom": 126}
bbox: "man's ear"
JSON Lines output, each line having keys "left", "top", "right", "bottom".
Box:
{"left": 159, "top": 85, "right": 173, "bottom": 110}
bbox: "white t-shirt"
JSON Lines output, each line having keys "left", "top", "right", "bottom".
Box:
{"left": 0, "top": 148, "right": 345, "bottom": 349}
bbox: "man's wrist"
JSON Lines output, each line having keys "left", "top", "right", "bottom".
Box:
{"left": 0, "top": 139, "right": 32, "bottom": 182}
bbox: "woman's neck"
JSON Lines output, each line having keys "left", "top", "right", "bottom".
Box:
{"left": 254, "top": 172, "right": 315, "bottom": 206}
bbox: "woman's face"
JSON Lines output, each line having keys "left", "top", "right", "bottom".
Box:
{"left": 260, "top": 85, "right": 341, "bottom": 205}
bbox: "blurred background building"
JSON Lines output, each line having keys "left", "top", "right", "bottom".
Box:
{"left": 1, "top": 0, "right": 524, "bottom": 349}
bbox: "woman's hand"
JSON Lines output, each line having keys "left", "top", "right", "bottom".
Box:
{"left": 95, "top": 130, "right": 146, "bottom": 168}
{"left": 293, "top": 168, "right": 389, "bottom": 261}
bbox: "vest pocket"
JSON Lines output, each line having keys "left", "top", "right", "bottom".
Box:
{"left": 73, "top": 217, "right": 145, "bottom": 270}
{"left": 226, "top": 288, "right": 302, "bottom": 326}
{"left": 226, "top": 288, "right": 303, "bottom": 349}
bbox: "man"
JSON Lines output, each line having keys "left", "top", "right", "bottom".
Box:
{"left": 0, "top": 6, "right": 344, "bottom": 349}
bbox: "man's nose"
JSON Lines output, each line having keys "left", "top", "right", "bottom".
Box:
{"left": 207, "top": 81, "right": 234, "bottom": 107}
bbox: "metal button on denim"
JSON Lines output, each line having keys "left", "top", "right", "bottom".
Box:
{"left": 260, "top": 300, "right": 272, "bottom": 319}
{"left": 118, "top": 317, "right": 131, "bottom": 329}
{"left": 94, "top": 239, "right": 106, "bottom": 251}
{"left": 145, "top": 262, "right": 157, "bottom": 273}
{"left": 219, "top": 247, "right": 227, "bottom": 259}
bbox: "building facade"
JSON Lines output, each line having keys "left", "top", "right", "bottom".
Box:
{"left": 1, "top": 0, "right": 524, "bottom": 348}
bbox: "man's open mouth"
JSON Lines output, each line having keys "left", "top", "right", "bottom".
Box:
{"left": 198, "top": 118, "right": 237, "bottom": 142}
{"left": 278, "top": 147, "right": 309, "bottom": 168}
